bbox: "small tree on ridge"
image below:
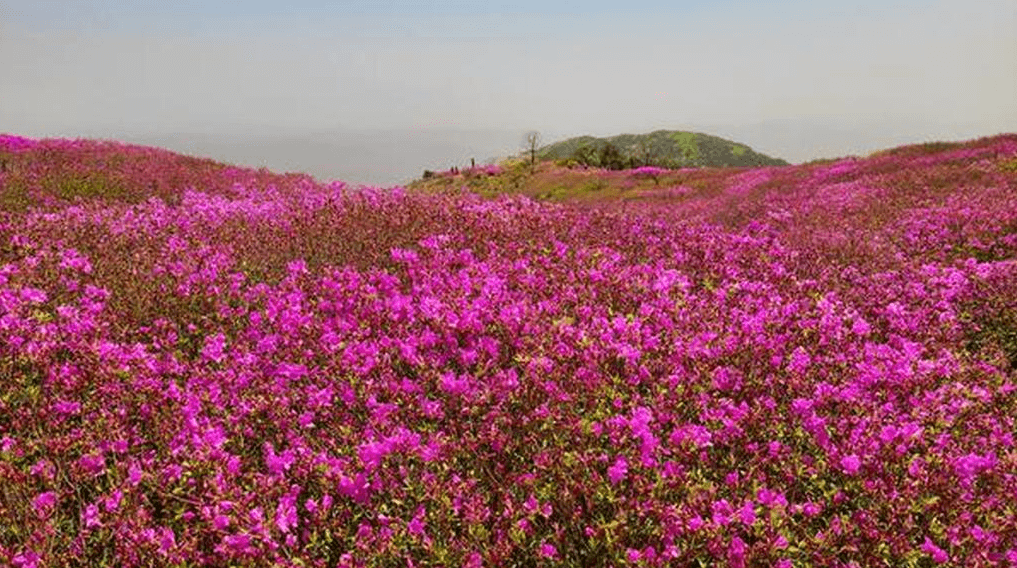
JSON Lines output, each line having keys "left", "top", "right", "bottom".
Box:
{"left": 524, "top": 131, "right": 541, "bottom": 172}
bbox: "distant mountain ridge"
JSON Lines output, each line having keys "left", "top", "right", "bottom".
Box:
{"left": 538, "top": 130, "right": 789, "bottom": 168}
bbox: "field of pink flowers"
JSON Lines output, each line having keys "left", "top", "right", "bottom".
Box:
{"left": 2, "top": 133, "right": 1017, "bottom": 567}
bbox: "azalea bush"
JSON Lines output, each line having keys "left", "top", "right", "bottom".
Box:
{"left": 1, "top": 133, "right": 1017, "bottom": 567}
{"left": 628, "top": 166, "right": 669, "bottom": 184}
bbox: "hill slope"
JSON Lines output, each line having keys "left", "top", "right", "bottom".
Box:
{"left": 538, "top": 129, "right": 789, "bottom": 168}
{"left": 0, "top": 134, "right": 321, "bottom": 212}
{"left": 2, "top": 131, "right": 1017, "bottom": 566}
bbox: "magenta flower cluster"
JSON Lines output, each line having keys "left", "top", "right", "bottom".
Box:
{"left": 629, "top": 166, "right": 669, "bottom": 179}
{"left": 1, "top": 134, "right": 1017, "bottom": 566}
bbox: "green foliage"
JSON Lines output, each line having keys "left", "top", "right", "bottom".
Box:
{"left": 598, "top": 143, "right": 628, "bottom": 171}
{"left": 869, "top": 140, "right": 966, "bottom": 160}
{"left": 998, "top": 158, "right": 1017, "bottom": 173}
{"left": 963, "top": 273, "right": 1017, "bottom": 371}
{"left": 969, "top": 307, "right": 1017, "bottom": 371}
{"left": 51, "top": 172, "right": 130, "bottom": 202}
{"left": 915, "top": 141, "right": 962, "bottom": 154}
{"left": 669, "top": 132, "right": 700, "bottom": 163}
{"left": 804, "top": 157, "right": 842, "bottom": 166}
{"left": 538, "top": 185, "right": 571, "bottom": 200}
{"left": 579, "top": 179, "right": 608, "bottom": 193}
{"left": 570, "top": 142, "right": 600, "bottom": 168}
{"left": 540, "top": 130, "right": 788, "bottom": 169}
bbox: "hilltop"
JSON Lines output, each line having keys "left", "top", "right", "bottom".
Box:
{"left": 408, "top": 129, "right": 791, "bottom": 200}
{"left": 538, "top": 130, "right": 789, "bottom": 169}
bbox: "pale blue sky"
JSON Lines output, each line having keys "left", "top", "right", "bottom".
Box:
{"left": 8, "top": 1, "right": 754, "bottom": 27}
{"left": 2, "top": 0, "right": 1015, "bottom": 183}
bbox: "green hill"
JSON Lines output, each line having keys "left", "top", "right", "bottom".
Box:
{"left": 538, "top": 130, "right": 788, "bottom": 169}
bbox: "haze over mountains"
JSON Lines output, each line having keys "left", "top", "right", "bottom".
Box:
{"left": 116, "top": 118, "right": 997, "bottom": 187}
{"left": 121, "top": 128, "right": 526, "bottom": 188}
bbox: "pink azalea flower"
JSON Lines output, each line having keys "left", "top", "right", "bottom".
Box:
{"left": 840, "top": 454, "right": 862, "bottom": 475}
{"left": 222, "top": 533, "right": 252, "bottom": 554}
{"left": 201, "top": 332, "right": 226, "bottom": 363}
{"left": 728, "top": 535, "right": 746, "bottom": 568}
{"left": 213, "top": 514, "right": 231, "bottom": 531}
{"left": 82, "top": 503, "right": 101, "bottom": 529}
{"left": 922, "top": 536, "right": 949, "bottom": 564}
{"left": 32, "top": 491, "right": 57, "bottom": 517}
{"left": 407, "top": 506, "right": 427, "bottom": 537}
{"left": 20, "top": 287, "right": 47, "bottom": 304}
{"left": 539, "top": 542, "right": 557, "bottom": 559}
{"left": 739, "top": 500, "right": 757, "bottom": 526}
{"left": 159, "top": 528, "right": 176, "bottom": 555}
{"left": 607, "top": 456, "right": 628, "bottom": 485}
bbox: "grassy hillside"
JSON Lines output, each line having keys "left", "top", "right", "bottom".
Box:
{"left": 408, "top": 156, "right": 774, "bottom": 202}
{"left": 538, "top": 130, "right": 789, "bottom": 168}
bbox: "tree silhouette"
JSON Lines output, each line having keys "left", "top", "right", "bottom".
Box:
{"left": 636, "top": 138, "right": 656, "bottom": 167}
{"left": 599, "top": 143, "right": 626, "bottom": 170}
{"left": 570, "top": 143, "right": 598, "bottom": 167}
{"left": 524, "top": 131, "right": 542, "bottom": 171}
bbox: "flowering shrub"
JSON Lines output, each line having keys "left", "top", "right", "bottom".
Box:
{"left": 629, "top": 166, "right": 669, "bottom": 180}
{"left": 627, "top": 166, "right": 671, "bottom": 187}
{"left": 1, "top": 133, "right": 1017, "bottom": 566}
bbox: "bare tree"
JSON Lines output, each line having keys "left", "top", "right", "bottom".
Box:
{"left": 523, "top": 131, "right": 541, "bottom": 171}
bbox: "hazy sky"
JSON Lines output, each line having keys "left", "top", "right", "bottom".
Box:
{"left": 3, "top": 0, "right": 1015, "bottom": 184}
